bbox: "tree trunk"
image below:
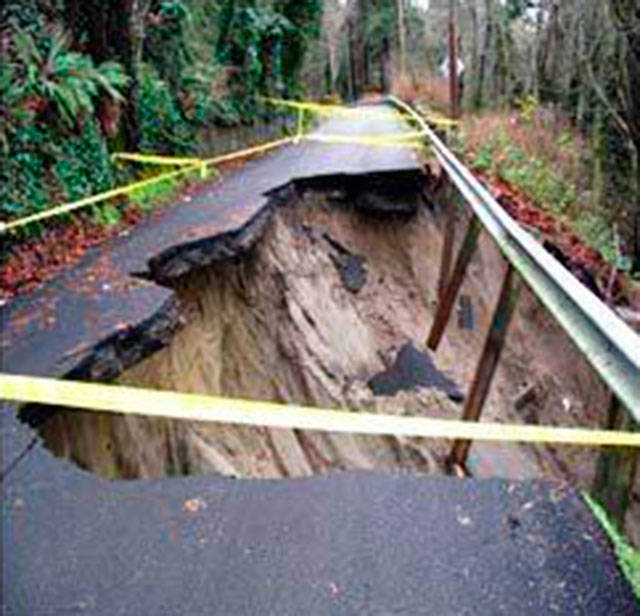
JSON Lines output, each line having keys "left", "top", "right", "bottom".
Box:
{"left": 610, "top": 0, "right": 640, "bottom": 271}
{"left": 466, "top": 0, "right": 478, "bottom": 110}
{"left": 475, "top": 0, "right": 493, "bottom": 108}
{"left": 397, "top": 0, "right": 406, "bottom": 77}
{"left": 121, "top": 0, "right": 151, "bottom": 150}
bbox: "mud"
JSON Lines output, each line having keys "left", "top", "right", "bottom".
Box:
{"left": 32, "top": 180, "right": 639, "bottom": 543}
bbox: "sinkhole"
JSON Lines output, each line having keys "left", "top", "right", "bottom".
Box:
{"left": 23, "top": 172, "right": 626, "bottom": 529}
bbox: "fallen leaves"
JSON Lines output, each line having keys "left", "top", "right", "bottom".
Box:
{"left": 476, "top": 170, "right": 631, "bottom": 305}
{"left": 0, "top": 206, "right": 144, "bottom": 301}
{"left": 182, "top": 497, "right": 207, "bottom": 513}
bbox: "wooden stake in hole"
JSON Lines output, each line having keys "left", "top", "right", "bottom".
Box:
{"left": 428, "top": 215, "right": 481, "bottom": 351}
{"left": 437, "top": 186, "right": 457, "bottom": 301}
{"left": 592, "top": 395, "right": 639, "bottom": 530}
{"left": 448, "top": 263, "right": 521, "bottom": 470}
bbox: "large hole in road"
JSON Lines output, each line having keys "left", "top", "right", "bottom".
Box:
{"left": 30, "top": 173, "right": 638, "bottom": 546}
{"left": 36, "top": 185, "right": 467, "bottom": 479}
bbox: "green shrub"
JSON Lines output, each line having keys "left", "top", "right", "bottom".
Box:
{"left": 55, "top": 118, "right": 113, "bottom": 202}
{"left": 0, "top": 122, "right": 51, "bottom": 220}
{"left": 583, "top": 493, "right": 640, "bottom": 600}
{"left": 13, "top": 27, "right": 128, "bottom": 128}
{"left": 138, "top": 63, "right": 195, "bottom": 153}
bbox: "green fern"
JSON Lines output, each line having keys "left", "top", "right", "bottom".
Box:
{"left": 13, "top": 27, "right": 128, "bottom": 128}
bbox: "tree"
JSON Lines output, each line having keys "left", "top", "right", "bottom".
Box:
{"left": 609, "top": 0, "right": 640, "bottom": 271}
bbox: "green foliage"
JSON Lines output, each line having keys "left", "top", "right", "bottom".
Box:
{"left": 583, "top": 492, "right": 640, "bottom": 599}
{"left": 92, "top": 203, "right": 122, "bottom": 226}
{"left": 145, "top": 1, "right": 193, "bottom": 92}
{"left": 500, "top": 152, "right": 578, "bottom": 215}
{"left": 0, "top": 63, "right": 28, "bottom": 155}
{"left": 471, "top": 140, "right": 496, "bottom": 172}
{"left": 12, "top": 27, "right": 128, "bottom": 128}
{"left": 467, "top": 121, "right": 620, "bottom": 262}
{"left": 0, "top": 1, "right": 45, "bottom": 37}
{"left": 127, "top": 170, "right": 189, "bottom": 212}
{"left": 138, "top": 63, "right": 195, "bottom": 153}
{"left": 0, "top": 123, "right": 50, "bottom": 221}
{"left": 55, "top": 118, "right": 114, "bottom": 202}
{"left": 216, "top": 0, "right": 321, "bottom": 104}
{"left": 516, "top": 95, "right": 540, "bottom": 123}
{"left": 218, "top": 4, "right": 295, "bottom": 96}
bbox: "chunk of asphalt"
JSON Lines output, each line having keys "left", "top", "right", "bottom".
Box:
{"left": 329, "top": 252, "right": 367, "bottom": 293}
{"left": 457, "top": 294, "right": 475, "bottom": 330}
{"left": 368, "top": 342, "right": 464, "bottom": 402}
{"left": 323, "top": 232, "right": 367, "bottom": 293}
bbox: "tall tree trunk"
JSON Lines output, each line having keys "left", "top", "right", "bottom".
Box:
{"left": 122, "top": 0, "right": 151, "bottom": 149}
{"left": 466, "top": 0, "right": 478, "bottom": 110}
{"left": 397, "top": 0, "right": 406, "bottom": 76}
{"left": 475, "top": 0, "right": 493, "bottom": 108}
{"left": 381, "top": 36, "right": 391, "bottom": 92}
{"left": 610, "top": 0, "right": 640, "bottom": 271}
{"left": 347, "top": 0, "right": 366, "bottom": 98}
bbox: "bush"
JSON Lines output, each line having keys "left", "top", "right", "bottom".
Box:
{"left": 55, "top": 118, "right": 113, "bottom": 202}
{"left": 138, "top": 63, "right": 195, "bottom": 153}
{"left": 0, "top": 123, "right": 51, "bottom": 221}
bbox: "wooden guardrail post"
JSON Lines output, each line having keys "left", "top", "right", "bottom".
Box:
{"left": 428, "top": 215, "right": 481, "bottom": 350}
{"left": 437, "top": 185, "right": 458, "bottom": 301}
{"left": 448, "top": 263, "right": 521, "bottom": 470}
{"left": 592, "top": 395, "right": 639, "bottom": 529}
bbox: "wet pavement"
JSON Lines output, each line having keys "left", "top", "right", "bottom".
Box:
{"left": 1, "top": 103, "right": 638, "bottom": 614}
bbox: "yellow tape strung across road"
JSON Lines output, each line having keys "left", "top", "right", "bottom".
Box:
{"left": 112, "top": 152, "right": 211, "bottom": 179}
{"left": 263, "top": 97, "right": 458, "bottom": 127}
{"left": 0, "top": 137, "right": 295, "bottom": 233}
{"left": 112, "top": 152, "right": 205, "bottom": 167}
{"left": 305, "top": 132, "right": 425, "bottom": 148}
{"left": 0, "top": 164, "right": 203, "bottom": 234}
{"left": 1, "top": 374, "right": 638, "bottom": 447}
{"left": 0, "top": 99, "right": 451, "bottom": 234}
{"left": 202, "top": 136, "right": 296, "bottom": 166}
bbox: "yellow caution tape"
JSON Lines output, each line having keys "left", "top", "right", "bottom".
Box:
{"left": 262, "top": 97, "right": 413, "bottom": 123}
{"left": 1, "top": 374, "right": 638, "bottom": 448}
{"left": 263, "top": 96, "right": 458, "bottom": 127}
{"left": 305, "top": 134, "right": 423, "bottom": 149}
{"left": 1, "top": 102, "right": 444, "bottom": 235}
{"left": 112, "top": 152, "right": 205, "bottom": 167}
{"left": 0, "top": 137, "right": 295, "bottom": 233}
{"left": 112, "top": 152, "right": 211, "bottom": 179}
{"left": 0, "top": 164, "right": 203, "bottom": 233}
{"left": 202, "top": 137, "right": 296, "bottom": 166}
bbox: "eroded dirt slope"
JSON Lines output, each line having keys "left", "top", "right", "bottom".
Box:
{"left": 41, "top": 192, "right": 461, "bottom": 479}
{"left": 36, "top": 182, "right": 639, "bottom": 542}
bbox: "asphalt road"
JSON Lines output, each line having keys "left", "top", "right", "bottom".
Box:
{"left": 1, "top": 103, "right": 638, "bottom": 614}
{"left": 1, "top": 104, "right": 421, "bottom": 379}
{"left": 3, "top": 463, "right": 638, "bottom": 615}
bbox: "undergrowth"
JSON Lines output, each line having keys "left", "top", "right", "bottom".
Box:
{"left": 583, "top": 492, "right": 640, "bottom": 599}
{"left": 126, "top": 168, "right": 196, "bottom": 212}
{"left": 458, "top": 104, "right": 625, "bottom": 267}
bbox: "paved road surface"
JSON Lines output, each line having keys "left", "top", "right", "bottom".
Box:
{"left": 1, "top": 103, "right": 637, "bottom": 614}
{"left": 1, "top": 104, "right": 421, "bottom": 379}
{"left": 4, "top": 463, "right": 638, "bottom": 614}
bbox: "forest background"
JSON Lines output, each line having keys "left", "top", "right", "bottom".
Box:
{"left": 1, "top": 0, "right": 639, "bottom": 275}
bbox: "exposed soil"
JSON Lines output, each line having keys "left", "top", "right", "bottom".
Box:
{"left": 29, "top": 176, "right": 640, "bottom": 544}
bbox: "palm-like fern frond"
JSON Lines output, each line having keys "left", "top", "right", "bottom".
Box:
{"left": 11, "top": 27, "right": 129, "bottom": 127}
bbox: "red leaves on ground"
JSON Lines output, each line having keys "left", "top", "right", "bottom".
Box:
{"left": 1, "top": 206, "right": 144, "bottom": 301}
{"left": 477, "top": 170, "right": 631, "bottom": 305}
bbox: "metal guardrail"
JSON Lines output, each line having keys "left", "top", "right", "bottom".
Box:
{"left": 388, "top": 95, "right": 640, "bottom": 417}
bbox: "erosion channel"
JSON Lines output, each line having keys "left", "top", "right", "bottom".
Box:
{"left": 28, "top": 169, "right": 639, "bottom": 542}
